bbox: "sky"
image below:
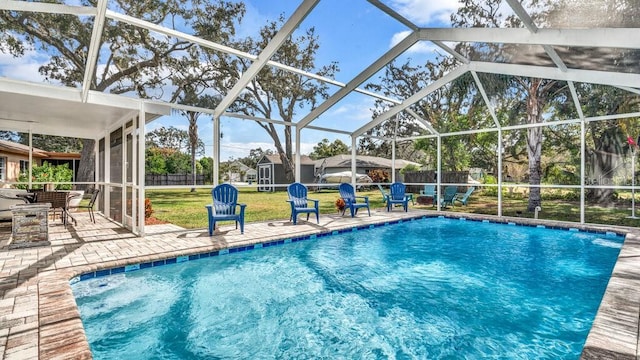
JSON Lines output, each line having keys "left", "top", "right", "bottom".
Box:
{"left": 0, "top": 0, "right": 464, "bottom": 160}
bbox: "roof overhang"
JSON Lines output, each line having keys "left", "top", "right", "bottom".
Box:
{"left": 0, "top": 78, "right": 171, "bottom": 139}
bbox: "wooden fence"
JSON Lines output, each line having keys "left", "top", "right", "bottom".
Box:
{"left": 145, "top": 174, "right": 207, "bottom": 186}
{"left": 404, "top": 170, "right": 470, "bottom": 193}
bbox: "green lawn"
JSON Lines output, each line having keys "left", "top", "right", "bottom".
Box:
{"left": 145, "top": 186, "right": 387, "bottom": 229}
{"left": 145, "top": 186, "right": 640, "bottom": 229}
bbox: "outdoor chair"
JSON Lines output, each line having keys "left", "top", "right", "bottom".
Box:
{"left": 419, "top": 184, "right": 437, "bottom": 205}
{"left": 377, "top": 184, "right": 389, "bottom": 204}
{"left": 287, "top": 182, "right": 319, "bottom": 225}
{"left": 205, "top": 183, "right": 246, "bottom": 235}
{"left": 420, "top": 184, "right": 436, "bottom": 197}
{"left": 440, "top": 186, "right": 458, "bottom": 208}
{"left": 454, "top": 187, "right": 475, "bottom": 206}
{"left": 338, "top": 183, "right": 370, "bottom": 217}
{"left": 387, "top": 182, "right": 410, "bottom": 212}
{"left": 67, "top": 188, "right": 100, "bottom": 223}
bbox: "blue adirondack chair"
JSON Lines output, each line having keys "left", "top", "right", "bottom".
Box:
{"left": 420, "top": 184, "right": 436, "bottom": 197}
{"left": 387, "top": 182, "right": 409, "bottom": 212}
{"left": 440, "top": 186, "right": 458, "bottom": 208}
{"left": 287, "top": 182, "right": 319, "bottom": 225}
{"left": 339, "top": 183, "right": 370, "bottom": 217}
{"left": 454, "top": 187, "right": 475, "bottom": 206}
{"left": 205, "top": 183, "right": 246, "bottom": 235}
{"left": 377, "top": 184, "right": 390, "bottom": 204}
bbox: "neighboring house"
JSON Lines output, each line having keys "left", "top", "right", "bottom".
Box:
{"left": 314, "top": 154, "right": 421, "bottom": 180}
{"left": 0, "top": 139, "right": 81, "bottom": 185}
{"left": 223, "top": 161, "right": 257, "bottom": 183}
{"left": 257, "top": 154, "right": 315, "bottom": 191}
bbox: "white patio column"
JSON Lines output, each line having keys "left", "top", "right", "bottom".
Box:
{"left": 295, "top": 127, "right": 301, "bottom": 182}
{"left": 138, "top": 106, "right": 146, "bottom": 236}
{"left": 436, "top": 135, "right": 441, "bottom": 211}
{"left": 28, "top": 130, "right": 32, "bottom": 189}
{"left": 213, "top": 115, "right": 220, "bottom": 187}
{"left": 497, "top": 129, "right": 503, "bottom": 217}
{"left": 351, "top": 136, "right": 357, "bottom": 186}
{"left": 580, "top": 119, "right": 586, "bottom": 223}
{"left": 391, "top": 118, "right": 398, "bottom": 183}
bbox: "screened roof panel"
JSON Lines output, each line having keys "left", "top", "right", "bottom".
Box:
{"left": 537, "top": 0, "right": 640, "bottom": 28}
{"left": 2, "top": 0, "right": 640, "bottom": 144}
{"left": 553, "top": 46, "right": 640, "bottom": 74}
{"left": 292, "top": 0, "right": 412, "bottom": 82}
{"left": 377, "top": 0, "right": 460, "bottom": 28}
{"left": 476, "top": 72, "right": 577, "bottom": 127}
{"left": 307, "top": 90, "right": 383, "bottom": 133}
{"left": 455, "top": 42, "right": 555, "bottom": 67}
{"left": 409, "top": 74, "right": 497, "bottom": 134}
{"left": 574, "top": 82, "right": 640, "bottom": 119}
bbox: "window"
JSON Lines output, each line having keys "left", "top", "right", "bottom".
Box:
{"left": 0, "top": 157, "right": 5, "bottom": 182}
{"left": 19, "top": 160, "right": 29, "bottom": 173}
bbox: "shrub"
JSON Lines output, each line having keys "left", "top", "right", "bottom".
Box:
{"left": 17, "top": 162, "right": 73, "bottom": 190}
{"left": 482, "top": 174, "right": 498, "bottom": 196}
{"left": 368, "top": 169, "right": 390, "bottom": 183}
{"left": 145, "top": 198, "right": 154, "bottom": 219}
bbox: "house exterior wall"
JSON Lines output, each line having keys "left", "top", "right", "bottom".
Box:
{"left": 0, "top": 152, "right": 42, "bottom": 183}
{"left": 300, "top": 165, "right": 316, "bottom": 184}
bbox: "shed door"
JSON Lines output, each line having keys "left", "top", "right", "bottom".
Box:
{"left": 258, "top": 164, "right": 272, "bottom": 192}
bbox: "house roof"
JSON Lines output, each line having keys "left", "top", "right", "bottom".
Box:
{"left": 0, "top": 140, "right": 80, "bottom": 159}
{"left": 316, "top": 154, "right": 421, "bottom": 170}
{"left": 0, "top": 139, "right": 48, "bottom": 158}
{"left": 260, "top": 154, "right": 314, "bottom": 165}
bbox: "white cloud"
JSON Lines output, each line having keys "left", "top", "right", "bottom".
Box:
{"left": 389, "top": 31, "right": 438, "bottom": 54}
{"left": 0, "top": 50, "right": 49, "bottom": 83}
{"left": 389, "top": 0, "right": 461, "bottom": 25}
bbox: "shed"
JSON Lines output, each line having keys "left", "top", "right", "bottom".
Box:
{"left": 257, "top": 154, "right": 315, "bottom": 191}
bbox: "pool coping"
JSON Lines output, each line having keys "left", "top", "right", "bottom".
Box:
{"left": 1, "top": 210, "right": 638, "bottom": 359}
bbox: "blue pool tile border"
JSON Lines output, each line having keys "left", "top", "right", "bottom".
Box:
{"left": 72, "top": 214, "right": 627, "bottom": 281}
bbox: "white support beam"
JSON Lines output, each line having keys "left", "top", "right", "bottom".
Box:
{"left": 213, "top": 0, "right": 319, "bottom": 118}
{"left": 0, "top": 77, "right": 80, "bottom": 102}
{"left": 470, "top": 71, "right": 501, "bottom": 129}
{"left": 585, "top": 111, "right": 640, "bottom": 123}
{"left": 223, "top": 113, "right": 292, "bottom": 127}
{"left": 305, "top": 125, "right": 352, "bottom": 136}
{"left": 504, "top": 0, "right": 538, "bottom": 33}
{"left": 1, "top": 0, "right": 96, "bottom": 16}
{"left": 213, "top": 116, "right": 220, "bottom": 187}
{"left": 297, "top": 31, "right": 420, "bottom": 129}
{"left": 295, "top": 128, "right": 301, "bottom": 182}
{"left": 497, "top": 129, "right": 503, "bottom": 217}
{"left": 405, "top": 108, "right": 439, "bottom": 135}
{"left": 568, "top": 81, "right": 585, "bottom": 120}
{"left": 353, "top": 65, "right": 469, "bottom": 137}
{"left": 108, "top": 11, "right": 398, "bottom": 106}
{"left": 616, "top": 86, "right": 640, "bottom": 96}
{"left": 418, "top": 27, "right": 640, "bottom": 49}
{"left": 503, "top": 0, "right": 568, "bottom": 72}
{"left": 81, "top": 0, "right": 108, "bottom": 102}
{"left": 431, "top": 40, "right": 469, "bottom": 64}
{"left": 138, "top": 106, "right": 146, "bottom": 236}
{"left": 366, "top": 0, "right": 419, "bottom": 31}
{"left": 351, "top": 136, "right": 357, "bottom": 185}
{"left": 469, "top": 61, "right": 640, "bottom": 89}
{"left": 568, "top": 81, "right": 586, "bottom": 224}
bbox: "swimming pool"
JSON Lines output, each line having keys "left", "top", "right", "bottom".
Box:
{"left": 72, "top": 217, "right": 623, "bottom": 359}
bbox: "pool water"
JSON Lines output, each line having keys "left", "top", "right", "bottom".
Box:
{"left": 72, "top": 218, "right": 623, "bottom": 359}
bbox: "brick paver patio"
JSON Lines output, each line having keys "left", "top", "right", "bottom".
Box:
{"left": 0, "top": 209, "right": 638, "bottom": 359}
